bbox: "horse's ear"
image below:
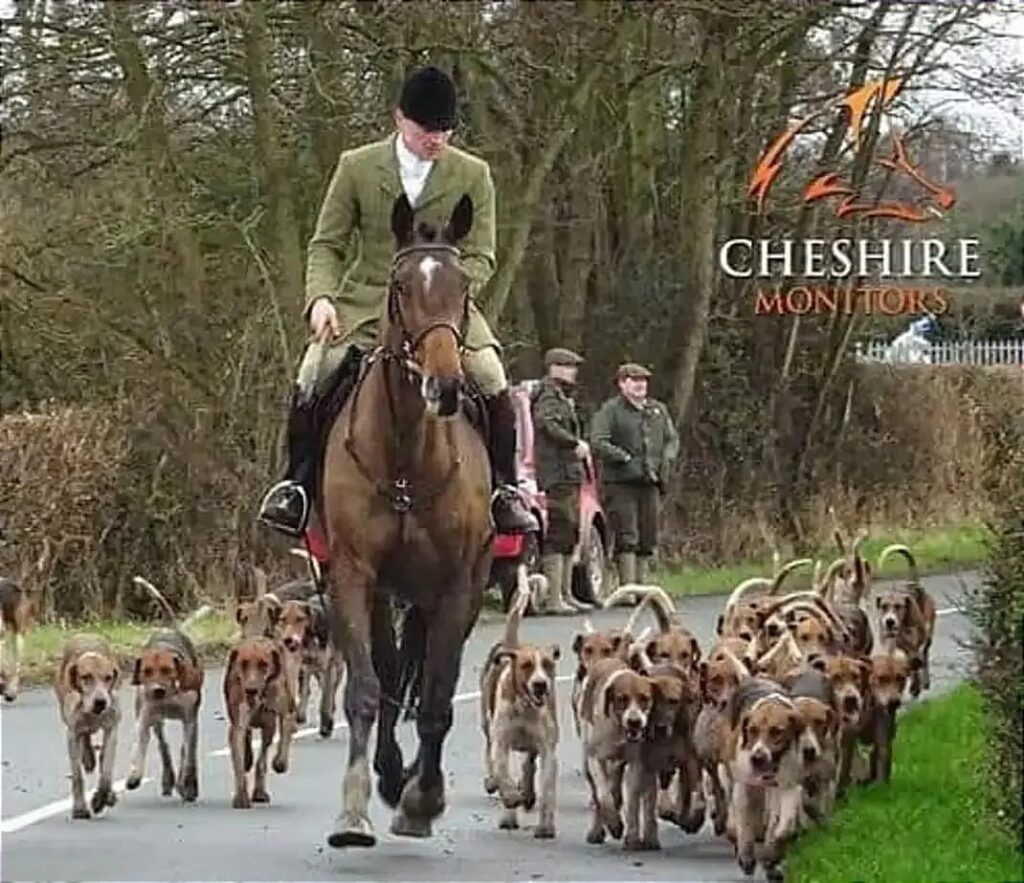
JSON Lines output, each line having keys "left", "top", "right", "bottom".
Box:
{"left": 443, "top": 193, "right": 473, "bottom": 244}
{"left": 391, "top": 194, "right": 416, "bottom": 247}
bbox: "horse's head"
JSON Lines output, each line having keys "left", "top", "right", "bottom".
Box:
{"left": 387, "top": 193, "right": 474, "bottom": 418}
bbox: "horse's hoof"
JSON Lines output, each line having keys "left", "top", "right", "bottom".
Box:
{"left": 608, "top": 817, "right": 624, "bottom": 840}
{"left": 71, "top": 805, "right": 91, "bottom": 820}
{"left": 90, "top": 788, "right": 112, "bottom": 815}
{"left": 232, "top": 792, "right": 251, "bottom": 809}
{"left": 498, "top": 814, "right": 519, "bottom": 830}
{"left": 251, "top": 788, "right": 270, "bottom": 804}
{"left": 3, "top": 690, "right": 16, "bottom": 703}
{"left": 483, "top": 775, "right": 498, "bottom": 795}
{"left": 327, "top": 828, "right": 376, "bottom": 849}
{"left": 521, "top": 789, "right": 537, "bottom": 812}
{"left": 682, "top": 808, "right": 706, "bottom": 833}
{"left": 272, "top": 756, "right": 288, "bottom": 774}
{"left": 534, "top": 823, "right": 556, "bottom": 839}
{"left": 319, "top": 715, "right": 334, "bottom": 738}
{"left": 585, "top": 825, "right": 606, "bottom": 845}
{"left": 296, "top": 712, "right": 307, "bottom": 725}
{"left": 161, "top": 775, "right": 175, "bottom": 797}
{"left": 125, "top": 774, "right": 143, "bottom": 791}
{"left": 390, "top": 811, "right": 433, "bottom": 838}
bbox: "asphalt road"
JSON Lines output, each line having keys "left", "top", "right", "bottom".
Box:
{"left": 0, "top": 571, "right": 976, "bottom": 882}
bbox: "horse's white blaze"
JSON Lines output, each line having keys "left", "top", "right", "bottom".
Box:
{"left": 420, "top": 255, "right": 441, "bottom": 291}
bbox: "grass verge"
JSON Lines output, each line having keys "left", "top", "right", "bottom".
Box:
{"left": 788, "top": 683, "right": 1023, "bottom": 883}
{"left": 656, "top": 518, "right": 989, "bottom": 597}
{"left": 3, "top": 519, "right": 989, "bottom": 691}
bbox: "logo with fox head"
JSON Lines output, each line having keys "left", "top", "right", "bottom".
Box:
{"left": 749, "top": 77, "right": 956, "bottom": 224}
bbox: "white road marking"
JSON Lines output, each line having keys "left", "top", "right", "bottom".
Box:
{"left": 937, "top": 607, "right": 959, "bottom": 616}
{"left": 1, "top": 675, "right": 576, "bottom": 832}
{"left": 1, "top": 776, "right": 153, "bottom": 835}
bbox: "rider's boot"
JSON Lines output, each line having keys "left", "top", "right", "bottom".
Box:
{"left": 485, "top": 388, "right": 540, "bottom": 535}
{"left": 257, "top": 387, "right": 317, "bottom": 537}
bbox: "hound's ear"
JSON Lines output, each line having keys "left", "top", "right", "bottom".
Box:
{"left": 690, "top": 638, "right": 702, "bottom": 664}
{"left": 174, "top": 655, "right": 202, "bottom": 692}
{"left": 68, "top": 662, "right": 80, "bottom": 693}
{"left": 111, "top": 665, "right": 122, "bottom": 690}
{"left": 571, "top": 633, "right": 584, "bottom": 655}
{"left": 235, "top": 604, "right": 248, "bottom": 626}
{"left": 132, "top": 657, "right": 143, "bottom": 686}
{"left": 787, "top": 710, "right": 803, "bottom": 738}
{"left": 603, "top": 685, "right": 616, "bottom": 718}
{"left": 227, "top": 648, "right": 239, "bottom": 673}
{"left": 265, "top": 600, "right": 282, "bottom": 627}
{"left": 550, "top": 644, "right": 561, "bottom": 661}
{"left": 715, "top": 615, "right": 724, "bottom": 636}
{"left": 270, "top": 647, "right": 282, "bottom": 681}
{"left": 391, "top": 194, "right": 416, "bottom": 247}
{"left": 610, "top": 635, "right": 623, "bottom": 652}
{"left": 908, "top": 655, "right": 923, "bottom": 672}
{"left": 494, "top": 649, "right": 516, "bottom": 667}
{"left": 443, "top": 193, "right": 473, "bottom": 244}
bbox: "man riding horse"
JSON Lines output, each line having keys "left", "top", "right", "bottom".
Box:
{"left": 257, "top": 66, "right": 537, "bottom": 540}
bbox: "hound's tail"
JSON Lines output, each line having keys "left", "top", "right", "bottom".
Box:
{"left": 133, "top": 576, "right": 176, "bottom": 625}
{"left": 503, "top": 565, "right": 532, "bottom": 648}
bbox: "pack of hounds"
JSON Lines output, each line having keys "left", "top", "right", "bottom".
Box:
{"left": 0, "top": 530, "right": 936, "bottom": 883}
{"left": 476, "top": 528, "right": 936, "bottom": 883}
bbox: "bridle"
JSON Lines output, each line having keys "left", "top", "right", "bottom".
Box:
{"left": 340, "top": 239, "right": 468, "bottom": 519}
{"left": 385, "top": 241, "right": 469, "bottom": 365}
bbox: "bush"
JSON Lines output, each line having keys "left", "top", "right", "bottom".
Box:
{"left": 966, "top": 451, "right": 1024, "bottom": 849}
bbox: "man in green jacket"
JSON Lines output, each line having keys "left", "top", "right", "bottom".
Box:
{"left": 257, "top": 66, "right": 537, "bottom": 538}
{"left": 531, "top": 347, "right": 594, "bottom": 615}
{"left": 590, "top": 362, "right": 680, "bottom": 586}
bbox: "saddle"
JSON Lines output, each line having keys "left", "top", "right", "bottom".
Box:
{"left": 310, "top": 346, "right": 492, "bottom": 502}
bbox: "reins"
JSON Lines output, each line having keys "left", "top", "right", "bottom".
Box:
{"left": 340, "top": 241, "right": 468, "bottom": 527}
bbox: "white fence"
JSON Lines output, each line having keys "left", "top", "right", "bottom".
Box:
{"left": 855, "top": 339, "right": 1024, "bottom": 366}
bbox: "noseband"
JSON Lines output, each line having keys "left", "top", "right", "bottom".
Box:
{"left": 386, "top": 242, "right": 469, "bottom": 366}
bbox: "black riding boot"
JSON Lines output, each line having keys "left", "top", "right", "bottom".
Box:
{"left": 485, "top": 388, "right": 540, "bottom": 535}
{"left": 258, "top": 347, "right": 365, "bottom": 537}
{"left": 257, "top": 387, "right": 318, "bottom": 537}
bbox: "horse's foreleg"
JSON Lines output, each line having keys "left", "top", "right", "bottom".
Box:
{"left": 371, "top": 597, "right": 405, "bottom": 808}
{"left": 327, "top": 573, "right": 379, "bottom": 850}
{"left": 391, "top": 586, "right": 480, "bottom": 839}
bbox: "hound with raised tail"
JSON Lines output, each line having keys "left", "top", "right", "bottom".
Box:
{"left": 479, "top": 567, "right": 561, "bottom": 837}
{"left": 874, "top": 544, "right": 936, "bottom": 697}
{"left": 724, "top": 677, "right": 805, "bottom": 883}
{"left": 54, "top": 633, "right": 123, "bottom": 819}
{"left": 125, "top": 576, "right": 209, "bottom": 802}
{"left": 578, "top": 654, "right": 656, "bottom": 845}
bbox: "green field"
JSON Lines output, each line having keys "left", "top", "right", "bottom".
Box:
{"left": 788, "top": 683, "right": 1023, "bottom": 883}
{"left": 657, "top": 518, "right": 989, "bottom": 597}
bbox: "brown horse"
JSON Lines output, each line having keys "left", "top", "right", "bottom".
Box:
{"left": 319, "top": 192, "right": 494, "bottom": 848}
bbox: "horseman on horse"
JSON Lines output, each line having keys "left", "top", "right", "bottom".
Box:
{"left": 257, "top": 65, "right": 538, "bottom": 542}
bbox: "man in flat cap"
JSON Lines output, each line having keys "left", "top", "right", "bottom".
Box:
{"left": 531, "top": 347, "right": 594, "bottom": 614}
{"left": 257, "top": 65, "right": 537, "bottom": 538}
{"left": 590, "top": 362, "right": 680, "bottom": 586}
